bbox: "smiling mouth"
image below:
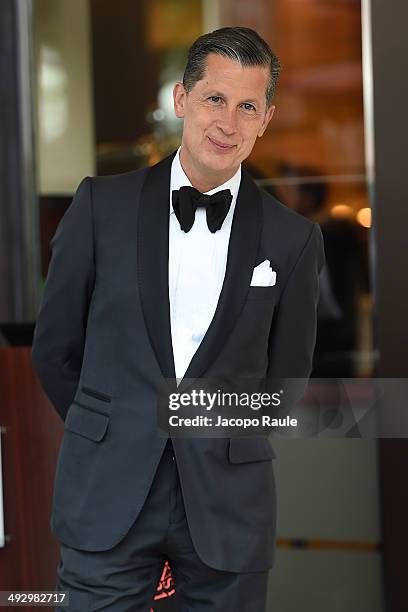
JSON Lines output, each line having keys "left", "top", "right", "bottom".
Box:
{"left": 208, "top": 137, "right": 236, "bottom": 150}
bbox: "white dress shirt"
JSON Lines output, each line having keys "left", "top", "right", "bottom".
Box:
{"left": 169, "top": 147, "right": 241, "bottom": 382}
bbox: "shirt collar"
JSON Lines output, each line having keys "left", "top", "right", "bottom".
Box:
{"left": 170, "top": 146, "right": 241, "bottom": 216}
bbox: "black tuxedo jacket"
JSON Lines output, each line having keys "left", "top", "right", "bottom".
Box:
{"left": 31, "top": 151, "right": 325, "bottom": 573}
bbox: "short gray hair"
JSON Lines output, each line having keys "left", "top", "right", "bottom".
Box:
{"left": 182, "top": 27, "right": 281, "bottom": 109}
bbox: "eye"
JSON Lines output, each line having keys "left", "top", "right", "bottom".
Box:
{"left": 208, "top": 95, "right": 223, "bottom": 104}
{"left": 242, "top": 103, "right": 256, "bottom": 112}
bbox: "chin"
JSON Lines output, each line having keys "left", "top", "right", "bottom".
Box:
{"left": 201, "top": 152, "right": 235, "bottom": 173}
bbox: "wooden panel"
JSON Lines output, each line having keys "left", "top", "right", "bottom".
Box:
{"left": 371, "top": 0, "right": 408, "bottom": 608}
{"left": 0, "top": 348, "right": 62, "bottom": 602}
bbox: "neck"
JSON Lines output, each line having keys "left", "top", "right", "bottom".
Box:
{"left": 179, "top": 146, "right": 237, "bottom": 193}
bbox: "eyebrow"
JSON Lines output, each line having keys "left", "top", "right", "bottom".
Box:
{"left": 203, "top": 90, "right": 261, "bottom": 107}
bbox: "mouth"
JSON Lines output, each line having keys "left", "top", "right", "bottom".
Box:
{"left": 207, "top": 137, "right": 236, "bottom": 152}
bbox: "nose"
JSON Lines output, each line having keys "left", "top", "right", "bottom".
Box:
{"left": 215, "top": 107, "right": 238, "bottom": 136}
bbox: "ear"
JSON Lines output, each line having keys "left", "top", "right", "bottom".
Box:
{"left": 173, "top": 82, "right": 187, "bottom": 118}
{"left": 257, "top": 104, "right": 275, "bottom": 138}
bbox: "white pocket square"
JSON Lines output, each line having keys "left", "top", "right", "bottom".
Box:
{"left": 250, "top": 259, "right": 277, "bottom": 287}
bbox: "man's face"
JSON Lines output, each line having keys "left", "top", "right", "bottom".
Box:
{"left": 173, "top": 53, "right": 275, "bottom": 185}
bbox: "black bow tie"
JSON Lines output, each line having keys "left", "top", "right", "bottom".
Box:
{"left": 172, "top": 186, "right": 233, "bottom": 233}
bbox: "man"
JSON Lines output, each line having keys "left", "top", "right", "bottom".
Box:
{"left": 32, "top": 27, "right": 324, "bottom": 611}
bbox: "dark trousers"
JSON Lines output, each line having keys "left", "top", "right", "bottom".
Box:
{"left": 55, "top": 440, "right": 269, "bottom": 611}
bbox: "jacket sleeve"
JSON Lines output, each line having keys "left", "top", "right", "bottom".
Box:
{"left": 264, "top": 222, "right": 325, "bottom": 424}
{"left": 31, "top": 176, "right": 95, "bottom": 422}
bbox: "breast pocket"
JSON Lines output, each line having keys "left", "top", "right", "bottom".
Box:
{"left": 246, "top": 286, "right": 277, "bottom": 300}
